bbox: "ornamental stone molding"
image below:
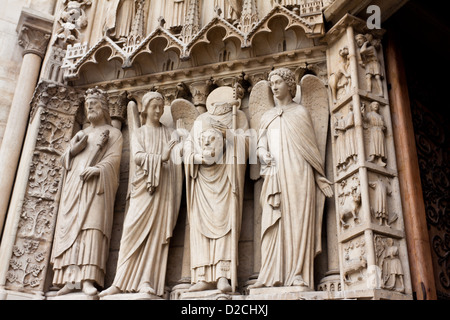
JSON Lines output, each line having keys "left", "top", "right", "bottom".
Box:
{"left": 16, "top": 7, "right": 54, "bottom": 58}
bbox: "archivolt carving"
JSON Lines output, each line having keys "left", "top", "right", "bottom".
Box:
{"left": 63, "top": 4, "right": 324, "bottom": 81}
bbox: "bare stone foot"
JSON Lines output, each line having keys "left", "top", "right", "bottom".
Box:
{"left": 56, "top": 283, "right": 76, "bottom": 296}
{"left": 248, "top": 281, "right": 265, "bottom": 289}
{"left": 139, "top": 285, "right": 156, "bottom": 295}
{"left": 82, "top": 280, "right": 98, "bottom": 296}
{"left": 99, "top": 285, "right": 121, "bottom": 297}
{"left": 292, "top": 276, "right": 308, "bottom": 287}
{"left": 188, "top": 281, "right": 214, "bottom": 292}
{"left": 217, "top": 277, "right": 232, "bottom": 293}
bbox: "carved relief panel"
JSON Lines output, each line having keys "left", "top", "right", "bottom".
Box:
{"left": 326, "top": 15, "right": 412, "bottom": 298}
{"left": 5, "top": 82, "right": 84, "bottom": 294}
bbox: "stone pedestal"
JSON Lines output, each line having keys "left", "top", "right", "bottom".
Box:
{"left": 180, "top": 290, "right": 241, "bottom": 301}
{"left": 46, "top": 292, "right": 100, "bottom": 301}
{"left": 99, "top": 293, "right": 163, "bottom": 301}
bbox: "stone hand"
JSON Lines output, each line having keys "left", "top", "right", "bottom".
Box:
{"left": 161, "top": 139, "right": 178, "bottom": 162}
{"left": 71, "top": 132, "right": 88, "bottom": 157}
{"left": 80, "top": 167, "right": 100, "bottom": 182}
{"left": 210, "top": 120, "right": 228, "bottom": 138}
{"left": 261, "top": 152, "right": 275, "bottom": 167}
{"left": 316, "top": 175, "right": 334, "bottom": 198}
{"left": 176, "top": 119, "right": 189, "bottom": 140}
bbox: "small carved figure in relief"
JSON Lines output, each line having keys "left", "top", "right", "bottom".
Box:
{"left": 329, "top": 46, "right": 351, "bottom": 103}
{"left": 334, "top": 113, "right": 348, "bottom": 171}
{"left": 369, "top": 178, "right": 392, "bottom": 227}
{"left": 362, "top": 101, "right": 387, "bottom": 167}
{"left": 355, "top": 33, "right": 384, "bottom": 97}
{"left": 338, "top": 177, "right": 361, "bottom": 229}
{"left": 344, "top": 104, "right": 357, "bottom": 165}
{"left": 376, "top": 237, "right": 405, "bottom": 293}
{"left": 248, "top": 68, "right": 333, "bottom": 290}
{"left": 99, "top": 92, "right": 183, "bottom": 298}
{"left": 215, "top": 0, "right": 242, "bottom": 22}
{"left": 50, "top": 87, "right": 123, "bottom": 296}
{"left": 334, "top": 105, "right": 357, "bottom": 172}
{"left": 104, "top": 0, "right": 138, "bottom": 41}
{"left": 56, "top": 0, "right": 91, "bottom": 43}
{"left": 173, "top": 86, "right": 249, "bottom": 293}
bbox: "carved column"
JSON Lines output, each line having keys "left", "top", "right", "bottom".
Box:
{"left": 0, "top": 9, "right": 53, "bottom": 239}
{"left": 0, "top": 82, "right": 84, "bottom": 300}
{"left": 324, "top": 14, "right": 413, "bottom": 299}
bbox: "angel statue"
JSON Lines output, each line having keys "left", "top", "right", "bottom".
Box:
{"left": 171, "top": 85, "right": 249, "bottom": 294}
{"left": 100, "top": 91, "right": 183, "bottom": 298}
{"left": 248, "top": 68, "right": 334, "bottom": 291}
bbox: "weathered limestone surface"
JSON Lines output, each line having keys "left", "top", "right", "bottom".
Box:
{"left": 0, "top": 0, "right": 416, "bottom": 301}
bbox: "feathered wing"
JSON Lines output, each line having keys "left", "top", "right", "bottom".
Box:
{"left": 126, "top": 100, "right": 141, "bottom": 203}
{"left": 300, "top": 75, "right": 330, "bottom": 162}
{"left": 248, "top": 80, "right": 275, "bottom": 180}
{"left": 300, "top": 74, "right": 332, "bottom": 256}
{"left": 170, "top": 98, "right": 200, "bottom": 133}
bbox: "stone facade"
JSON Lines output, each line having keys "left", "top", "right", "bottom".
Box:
{"left": 0, "top": 0, "right": 442, "bottom": 301}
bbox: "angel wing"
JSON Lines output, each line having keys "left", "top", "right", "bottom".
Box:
{"left": 170, "top": 98, "right": 200, "bottom": 133}
{"left": 248, "top": 80, "right": 275, "bottom": 180}
{"left": 300, "top": 74, "right": 330, "bottom": 162}
{"left": 126, "top": 100, "right": 141, "bottom": 204}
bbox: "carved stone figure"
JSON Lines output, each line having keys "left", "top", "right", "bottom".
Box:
{"left": 56, "top": 0, "right": 91, "bottom": 44}
{"left": 50, "top": 87, "right": 123, "bottom": 296}
{"left": 382, "top": 238, "right": 405, "bottom": 292}
{"left": 344, "top": 104, "right": 357, "bottom": 165}
{"left": 329, "top": 46, "right": 351, "bottom": 103}
{"left": 369, "top": 178, "right": 391, "bottom": 226}
{"left": 338, "top": 176, "right": 361, "bottom": 229}
{"left": 99, "top": 92, "right": 183, "bottom": 298}
{"left": 165, "top": 0, "right": 187, "bottom": 28}
{"left": 173, "top": 86, "right": 249, "bottom": 293}
{"left": 249, "top": 68, "right": 333, "bottom": 290}
{"left": 375, "top": 237, "right": 405, "bottom": 293}
{"left": 334, "top": 113, "right": 347, "bottom": 171}
{"left": 104, "top": 0, "right": 137, "bottom": 41}
{"left": 362, "top": 101, "right": 387, "bottom": 167}
{"left": 215, "top": 0, "right": 242, "bottom": 21}
{"left": 356, "top": 33, "right": 384, "bottom": 97}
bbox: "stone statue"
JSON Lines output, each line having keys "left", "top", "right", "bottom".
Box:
{"left": 56, "top": 0, "right": 91, "bottom": 43}
{"left": 50, "top": 87, "right": 123, "bottom": 296}
{"left": 172, "top": 86, "right": 249, "bottom": 293}
{"left": 356, "top": 33, "right": 384, "bottom": 97}
{"left": 215, "top": 0, "right": 242, "bottom": 21}
{"left": 369, "top": 178, "right": 391, "bottom": 226}
{"left": 99, "top": 92, "right": 183, "bottom": 298}
{"left": 344, "top": 104, "right": 357, "bottom": 165}
{"left": 334, "top": 113, "right": 347, "bottom": 171}
{"left": 362, "top": 101, "right": 387, "bottom": 167}
{"left": 165, "top": 0, "right": 187, "bottom": 28}
{"left": 249, "top": 68, "right": 333, "bottom": 290}
{"left": 104, "top": 0, "right": 137, "bottom": 41}
{"left": 329, "top": 46, "right": 351, "bottom": 103}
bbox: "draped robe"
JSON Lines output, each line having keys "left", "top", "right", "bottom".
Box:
{"left": 51, "top": 125, "right": 123, "bottom": 288}
{"left": 185, "top": 108, "right": 248, "bottom": 284}
{"left": 256, "top": 104, "right": 326, "bottom": 289}
{"left": 112, "top": 124, "right": 182, "bottom": 296}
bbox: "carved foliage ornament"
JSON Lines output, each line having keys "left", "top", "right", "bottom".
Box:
{"left": 6, "top": 83, "right": 83, "bottom": 292}
{"left": 18, "top": 26, "right": 51, "bottom": 58}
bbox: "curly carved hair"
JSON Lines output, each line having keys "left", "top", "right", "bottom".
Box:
{"left": 268, "top": 67, "right": 297, "bottom": 98}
